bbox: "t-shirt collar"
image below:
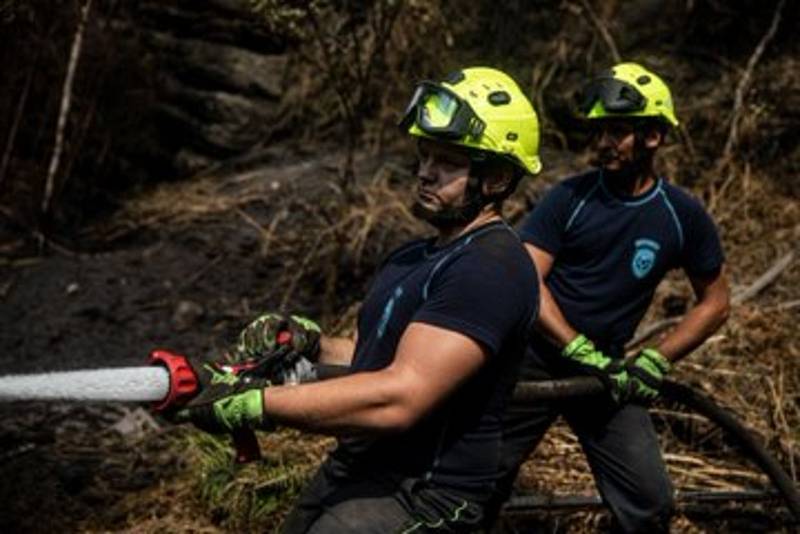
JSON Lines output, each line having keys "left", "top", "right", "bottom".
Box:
{"left": 598, "top": 170, "right": 662, "bottom": 206}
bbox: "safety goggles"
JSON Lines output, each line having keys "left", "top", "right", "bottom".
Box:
{"left": 399, "top": 81, "right": 485, "bottom": 140}
{"left": 577, "top": 75, "right": 647, "bottom": 115}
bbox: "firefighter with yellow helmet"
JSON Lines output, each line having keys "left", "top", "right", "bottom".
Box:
{"left": 180, "top": 67, "right": 543, "bottom": 532}
{"left": 494, "top": 62, "right": 730, "bottom": 533}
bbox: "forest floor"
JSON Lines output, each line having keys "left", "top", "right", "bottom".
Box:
{"left": 0, "top": 144, "right": 798, "bottom": 533}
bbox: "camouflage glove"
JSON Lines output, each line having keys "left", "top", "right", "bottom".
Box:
{"left": 174, "top": 362, "right": 271, "bottom": 434}
{"left": 625, "top": 348, "right": 672, "bottom": 403}
{"left": 562, "top": 334, "right": 630, "bottom": 403}
{"left": 235, "top": 313, "right": 322, "bottom": 361}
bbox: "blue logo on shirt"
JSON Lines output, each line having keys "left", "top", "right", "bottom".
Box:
{"left": 377, "top": 286, "right": 404, "bottom": 339}
{"left": 632, "top": 239, "right": 660, "bottom": 279}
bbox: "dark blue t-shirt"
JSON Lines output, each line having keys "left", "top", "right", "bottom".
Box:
{"left": 335, "top": 221, "right": 538, "bottom": 494}
{"left": 519, "top": 169, "right": 724, "bottom": 357}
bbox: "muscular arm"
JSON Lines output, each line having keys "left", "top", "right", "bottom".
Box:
{"left": 261, "top": 322, "right": 488, "bottom": 435}
{"left": 655, "top": 267, "right": 730, "bottom": 362}
{"left": 526, "top": 243, "right": 578, "bottom": 348}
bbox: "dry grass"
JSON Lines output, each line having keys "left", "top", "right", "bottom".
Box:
{"left": 8, "top": 2, "right": 795, "bottom": 531}
{"left": 73, "top": 125, "right": 798, "bottom": 533}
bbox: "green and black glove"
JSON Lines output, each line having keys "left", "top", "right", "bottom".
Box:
{"left": 562, "top": 334, "right": 630, "bottom": 403}
{"left": 235, "top": 313, "right": 322, "bottom": 361}
{"left": 625, "top": 348, "right": 672, "bottom": 403}
{"left": 175, "top": 362, "right": 271, "bottom": 434}
{"left": 229, "top": 312, "right": 322, "bottom": 383}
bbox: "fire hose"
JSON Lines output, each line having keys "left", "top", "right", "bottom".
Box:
{"left": 512, "top": 376, "right": 800, "bottom": 521}
{"left": 0, "top": 356, "right": 797, "bottom": 520}
{"left": 312, "top": 363, "right": 800, "bottom": 519}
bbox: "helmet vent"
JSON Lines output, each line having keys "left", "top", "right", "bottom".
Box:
{"left": 637, "top": 75, "right": 651, "bottom": 85}
{"left": 506, "top": 132, "right": 518, "bottom": 141}
{"left": 488, "top": 91, "right": 511, "bottom": 106}
{"left": 444, "top": 70, "right": 466, "bottom": 85}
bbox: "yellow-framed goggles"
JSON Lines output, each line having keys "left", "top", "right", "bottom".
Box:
{"left": 399, "top": 81, "right": 486, "bottom": 141}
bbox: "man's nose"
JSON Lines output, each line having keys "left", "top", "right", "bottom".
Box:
{"left": 417, "top": 157, "right": 435, "bottom": 183}
{"left": 595, "top": 130, "right": 614, "bottom": 149}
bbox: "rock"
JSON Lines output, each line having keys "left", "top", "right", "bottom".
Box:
{"left": 110, "top": 407, "right": 161, "bottom": 440}
{"left": 128, "top": 0, "right": 290, "bottom": 175}
{"left": 171, "top": 299, "right": 205, "bottom": 331}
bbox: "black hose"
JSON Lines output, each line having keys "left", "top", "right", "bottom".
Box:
{"left": 308, "top": 365, "right": 800, "bottom": 520}
{"left": 505, "top": 489, "right": 782, "bottom": 512}
{"left": 513, "top": 377, "right": 800, "bottom": 521}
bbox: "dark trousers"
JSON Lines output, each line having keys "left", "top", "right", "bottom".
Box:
{"left": 281, "top": 454, "right": 486, "bottom": 533}
{"left": 494, "top": 359, "right": 675, "bottom": 533}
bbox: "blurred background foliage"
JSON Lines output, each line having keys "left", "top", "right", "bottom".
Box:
{"left": 1, "top": 0, "right": 797, "bottom": 240}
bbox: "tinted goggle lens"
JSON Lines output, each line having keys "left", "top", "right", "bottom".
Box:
{"left": 578, "top": 78, "right": 647, "bottom": 114}
{"left": 418, "top": 91, "right": 460, "bottom": 129}
{"left": 399, "top": 82, "right": 483, "bottom": 140}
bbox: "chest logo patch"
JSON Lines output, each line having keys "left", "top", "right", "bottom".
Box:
{"left": 377, "top": 286, "right": 404, "bottom": 339}
{"left": 632, "top": 239, "right": 660, "bottom": 279}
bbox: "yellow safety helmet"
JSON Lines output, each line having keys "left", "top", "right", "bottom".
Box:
{"left": 578, "top": 62, "right": 679, "bottom": 128}
{"left": 399, "top": 67, "right": 542, "bottom": 175}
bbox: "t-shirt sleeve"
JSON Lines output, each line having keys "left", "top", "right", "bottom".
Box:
{"left": 412, "top": 251, "right": 537, "bottom": 355}
{"left": 518, "top": 183, "right": 573, "bottom": 255}
{"left": 680, "top": 199, "right": 725, "bottom": 276}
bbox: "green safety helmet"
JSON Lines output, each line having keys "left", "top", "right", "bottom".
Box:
{"left": 399, "top": 67, "right": 542, "bottom": 176}
{"left": 578, "top": 62, "right": 679, "bottom": 128}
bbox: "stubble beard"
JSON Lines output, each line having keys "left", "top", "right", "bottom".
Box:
{"left": 410, "top": 194, "right": 484, "bottom": 229}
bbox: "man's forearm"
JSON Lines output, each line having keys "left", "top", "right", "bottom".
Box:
{"left": 536, "top": 283, "right": 579, "bottom": 348}
{"left": 261, "top": 368, "right": 416, "bottom": 436}
{"left": 656, "top": 269, "right": 731, "bottom": 362}
{"left": 655, "top": 299, "right": 729, "bottom": 362}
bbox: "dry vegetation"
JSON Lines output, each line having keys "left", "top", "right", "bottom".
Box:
{"left": 1, "top": 0, "right": 798, "bottom": 532}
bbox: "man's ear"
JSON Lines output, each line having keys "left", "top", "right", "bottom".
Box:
{"left": 481, "top": 163, "right": 514, "bottom": 196}
{"left": 643, "top": 126, "right": 664, "bottom": 149}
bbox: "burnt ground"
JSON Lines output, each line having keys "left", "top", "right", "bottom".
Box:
{"left": 0, "top": 145, "right": 798, "bottom": 533}
{"left": 0, "top": 147, "right": 368, "bottom": 532}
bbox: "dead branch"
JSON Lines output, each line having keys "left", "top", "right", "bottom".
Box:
{"left": 0, "top": 54, "right": 38, "bottom": 188}
{"left": 626, "top": 317, "right": 682, "bottom": 349}
{"left": 731, "top": 248, "right": 795, "bottom": 305}
{"left": 578, "top": 0, "right": 621, "bottom": 63}
{"left": 41, "top": 0, "right": 93, "bottom": 216}
{"left": 771, "top": 299, "right": 800, "bottom": 312}
{"left": 721, "top": 0, "right": 785, "bottom": 161}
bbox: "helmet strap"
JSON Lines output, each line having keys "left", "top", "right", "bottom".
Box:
{"left": 469, "top": 154, "right": 524, "bottom": 204}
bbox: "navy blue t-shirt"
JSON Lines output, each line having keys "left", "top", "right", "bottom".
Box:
{"left": 519, "top": 169, "right": 724, "bottom": 357}
{"left": 335, "top": 221, "right": 538, "bottom": 494}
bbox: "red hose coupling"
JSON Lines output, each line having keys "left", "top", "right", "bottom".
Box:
{"left": 148, "top": 349, "right": 199, "bottom": 411}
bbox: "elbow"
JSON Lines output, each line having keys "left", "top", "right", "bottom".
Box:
{"left": 717, "top": 299, "right": 731, "bottom": 326}
{"left": 371, "top": 387, "right": 428, "bottom": 434}
{"left": 715, "top": 290, "right": 732, "bottom": 328}
{"left": 377, "top": 384, "right": 432, "bottom": 432}
{"left": 369, "top": 367, "right": 432, "bottom": 433}
{"left": 378, "top": 405, "right": 420, "bottom": 434}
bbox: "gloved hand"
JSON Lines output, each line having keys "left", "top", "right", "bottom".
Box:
{"left": 562, "top": 334, "right": 630, "bottom": 403}
{"left": 625, "top": 348, "right": 671, "bottom": 403}
{"left": 174, "top": 362, "right": 271, "bottom": 434}
{"left": 235, "top": 313, "right": 322, "bottom": 361}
